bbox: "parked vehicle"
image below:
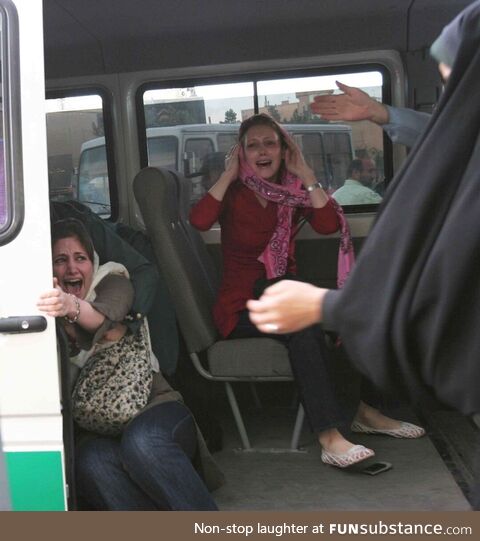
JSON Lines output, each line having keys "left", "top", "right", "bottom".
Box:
{"left": 75, "top": 124, "right": 353, "bottom": 213}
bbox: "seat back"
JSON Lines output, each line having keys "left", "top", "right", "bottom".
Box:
{"left": 170, "top": 169, "right": 220, "bottom": 297}
{"left": 133, "top": 167, "right": 217, "bottom": 353}
{"left": 134, "top": 168, "right": 300, "bottom": 450}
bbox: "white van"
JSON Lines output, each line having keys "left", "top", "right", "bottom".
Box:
{"left": 76, "top": 123, "right": 353, "bottom": 213}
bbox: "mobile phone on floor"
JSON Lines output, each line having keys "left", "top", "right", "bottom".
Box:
{"left": 362, "top": 461, "right": 393, "bottom": 476}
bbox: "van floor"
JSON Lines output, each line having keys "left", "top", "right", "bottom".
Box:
{"left": 211, "top": 385, "right": 473, "bottom": 511}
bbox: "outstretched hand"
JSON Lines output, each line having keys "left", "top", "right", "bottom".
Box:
{"left": 246, "top": 280, "right": 328, "bottom": 334}
{"left": 310, "top": 81, "right": 389, "bottom": 125}
{"left": 37, "top": 277, "right": 75, "bottom": 319}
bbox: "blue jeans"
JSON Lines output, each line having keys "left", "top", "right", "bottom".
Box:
{"left": 75, "top": 401, "right": 218, "bottom": 510}
{"left": 231, "top": 310, "right": 382, "bottom": 434}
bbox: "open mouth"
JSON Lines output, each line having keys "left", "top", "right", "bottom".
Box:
{"left": 63, "top": 279, "right": 83, "bottom": 296}
{"left": 256, "top": 159, "right": 273, "bottom": 169}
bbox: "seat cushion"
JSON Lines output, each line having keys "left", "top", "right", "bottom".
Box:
{"left": 207, "top": 338, "right": 292, "bottom": 378}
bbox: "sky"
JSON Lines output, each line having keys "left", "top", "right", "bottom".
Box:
{"left": 46, "top": 71, "right": 383, "bottom": 124}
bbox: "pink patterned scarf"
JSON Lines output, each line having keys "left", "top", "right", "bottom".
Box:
{"left": 238, "top": 146, "right": 354, "bottom": 288}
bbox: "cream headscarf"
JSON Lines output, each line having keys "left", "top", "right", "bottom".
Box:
{"left": 70, "top": 253, "right": 159, "bottom": 372}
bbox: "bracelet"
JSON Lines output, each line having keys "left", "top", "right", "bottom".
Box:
{"left": 65, "top": 294, "right": 80, "bottom": 324}
{"left": 306, "top": 181, "right": 323, "bottom": 192}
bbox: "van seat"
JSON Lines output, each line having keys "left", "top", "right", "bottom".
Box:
{"left": 133, "top": 167, "right": 304, "bottom": 450}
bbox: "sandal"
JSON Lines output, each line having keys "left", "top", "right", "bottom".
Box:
{"left": 351, "top": 420, "right": 425, "bottom": 439}
{"left": 321, "top": 444, "right": 375, "bottom": 468}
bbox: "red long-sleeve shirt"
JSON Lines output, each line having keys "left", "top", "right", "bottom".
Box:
{"left": 189, "top": 181, "right": 339, "bottom": 337}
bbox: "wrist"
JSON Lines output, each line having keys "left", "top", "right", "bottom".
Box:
{"left": 314, "top": 288, "right": 327, "bottom": 323}
{"left": 218, "top": 171, "right": 236, "bottom": 186}
{"left": 369, "top": 102, "right": 389, "bottom": 125}
{"left": 301, "top": 170, "right": 317, "bottom": 185}
{"left": 65, "top": 294, "right": 80, "bottom": 324}
{"left": 305, "top": 181, "right": 323, "bottom": 193}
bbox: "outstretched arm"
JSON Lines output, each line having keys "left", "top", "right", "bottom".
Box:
{"left": 311, "top": 81, "right": 431, "bottom": 148}
{"left": 37, "top": 278, "right": 106, "bottom": 333}
{"left": 310, "top": 81, "right": 390, "bottom": 125}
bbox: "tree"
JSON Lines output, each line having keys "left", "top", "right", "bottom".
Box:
{"left": 266, "top": 105, "right": 281, "bottom": 122}
{"left": 223, "top": 108, "right": 238, "bottom": 123}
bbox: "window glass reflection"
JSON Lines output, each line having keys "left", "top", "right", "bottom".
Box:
{"left": 258, "top": 71, "right": 385, "bottom": 204}
{"left": 46, "top": 94, "right": 111, "bottom": 217}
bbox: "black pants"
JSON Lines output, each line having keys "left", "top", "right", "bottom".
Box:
{"left": 230, "top": 310, "right": 380, "bottom": 435}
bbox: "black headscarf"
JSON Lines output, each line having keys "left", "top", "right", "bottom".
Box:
{"left": 325, "top": 4, "right": 480, "bottom": 414}
{"left": 430, "top": 0, "right": 480, "bottom": 67}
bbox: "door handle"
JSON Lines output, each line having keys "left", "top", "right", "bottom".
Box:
{"left": 0, "top": 316, "right": 47, "bottom": 334}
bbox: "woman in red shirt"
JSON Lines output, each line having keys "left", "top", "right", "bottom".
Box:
{"left": 190, "top": 114, "right": 424, "bottom": 468}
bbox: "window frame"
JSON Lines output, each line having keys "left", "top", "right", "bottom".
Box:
{"left": 45, "top": 86, "right": 118, "bottom": 221}
{"left": 0, "top": 0, "right": 24, "bottom": 246}
{"left": 136, "top": 62, "right": 393, "bottom": 214}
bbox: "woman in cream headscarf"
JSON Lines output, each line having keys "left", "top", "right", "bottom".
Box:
{"left": 38, "top": 218, "right": 222, "bottom": 510}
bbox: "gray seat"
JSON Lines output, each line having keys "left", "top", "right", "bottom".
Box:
{"left": 133, "top": 167, "right": 304, "bottom": 450}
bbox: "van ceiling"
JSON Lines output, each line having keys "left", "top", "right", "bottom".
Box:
{"left": 43, "top": 0, "right": 472, "bottom": 80}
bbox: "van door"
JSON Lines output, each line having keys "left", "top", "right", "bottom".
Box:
{"left": 0, "top": 0, "right": 66, "bottom": 510}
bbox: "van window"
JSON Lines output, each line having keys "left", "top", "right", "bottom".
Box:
{"left": 46, "top": 92, "right": 114, "bottom": 218}
{"left": 147, "top": 136, "right": 178, "bottom": 170}
{"left": 140, "top": 82, "right": 254, "bottom": 182}
{"left": 140, "top": 68, "right": 390, "bottom": 209}
{"left": 0, "top": 141, "right": 6, "bottom": 230}
{"left": 0, "top": 2, "right": 23, "bottom": 244}
{"left": 257, "top": 70, "right": 387, "bottom": 205}
{"left": 0, "top": 12, "right": 5, "bottom": 231}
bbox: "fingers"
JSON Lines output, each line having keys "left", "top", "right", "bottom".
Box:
{"left": 225, "top": 144, "right": 240, "bottom": 172}
{"left": 247, "top": 299, "right": 282, "bottom": 333}
{"left": 310, "top": 95, "right": 343, "bottom": 119}
{"left": 37, "top": 288, "right": 66, "bottom": 317}
{"left": 37, "top": 288, "right": 61, "bottom": 301}
{"left": 335, "top": 80, "right": 351, "bottom": 93}
{"left": 225, "top": 143, "right": 239, "bottom": 160}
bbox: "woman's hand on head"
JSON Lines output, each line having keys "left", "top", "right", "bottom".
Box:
{"left": 208, "top": 144, "right": 240, "bottom": 201}
{"left": 222, "top": 144, "right": 240, "bottom": 183}
{"left": 246, "top": 280, "right": 328, "bottom": 333}
{"left": 284, "top": 135, "right": 315, "bottom": 184}
{"left": 37, "top": 277, "right": 77, "bottom": 319}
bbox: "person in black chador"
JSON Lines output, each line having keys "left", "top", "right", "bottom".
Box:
{"left": 248, "top": 1, "right": 480, "bottom": 507}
